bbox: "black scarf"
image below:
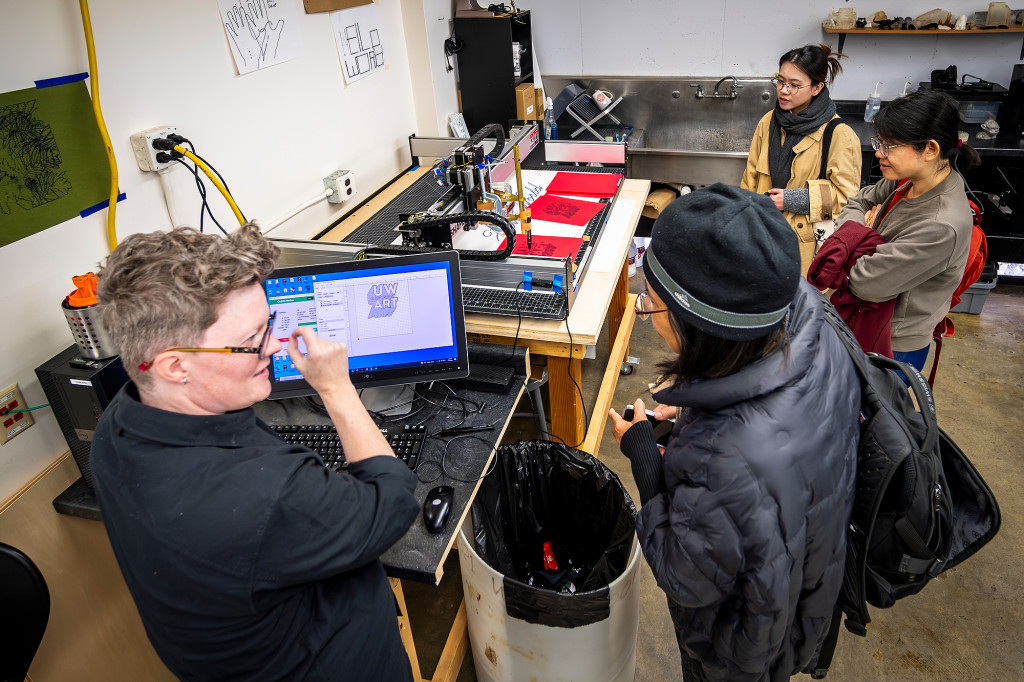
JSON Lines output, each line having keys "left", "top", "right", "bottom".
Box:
{"left": 768, "top": 87, "right": 836, "bottom": 189}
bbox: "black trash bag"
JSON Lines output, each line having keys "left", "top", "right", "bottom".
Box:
{"left": 470, "top": 440, "right": 636, "bottom": 627}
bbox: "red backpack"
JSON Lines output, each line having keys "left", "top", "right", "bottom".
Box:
{"left": 929, "top": 198, "right": 987, "bottom": 387}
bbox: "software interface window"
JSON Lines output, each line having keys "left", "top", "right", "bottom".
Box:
{"left": 265, "top": 262, "right": 457, "bottom": 381}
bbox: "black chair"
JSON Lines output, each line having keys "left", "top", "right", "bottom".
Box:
{"left": 0, "top": 542, "right": 50, "bottom": 682}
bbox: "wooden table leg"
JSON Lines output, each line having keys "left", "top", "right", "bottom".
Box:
{"left": 548, "top": 355, "right": 586, "bottom": 446}
{"left": 390, "top": 577, "right": 423, "bottom": 682}
{"left": 608, "top": 261, "right": 630, "bottom": 357}
{"left": 431, "top": 600, "right": 469, "bottom": 682}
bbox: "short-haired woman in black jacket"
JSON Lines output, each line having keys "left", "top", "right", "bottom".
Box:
{"left": 608, "top": 184, "right": 861, "bottom": 681}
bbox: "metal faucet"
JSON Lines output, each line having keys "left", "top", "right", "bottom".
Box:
{"left": 713, "top": 75, "right": 741, "bottom": 99}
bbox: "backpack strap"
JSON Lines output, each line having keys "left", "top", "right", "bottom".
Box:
{"left": 818, "top": 118, "right": 847, "bottom": 180}
{"left": 809, "top": 608, "right": 844, "bottom": 679}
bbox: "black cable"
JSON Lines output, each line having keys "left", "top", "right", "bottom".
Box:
{"left": 501, "top": 280, "right": 525, "bottom": 364}
{"left": 172, "top": 158, "right": 228, "bottom": 235}
{"left": 170, "top": 135, "right": 247, "bottom": 224}
{"left": 439, "top": 434, "right": 499, "bottom": 483}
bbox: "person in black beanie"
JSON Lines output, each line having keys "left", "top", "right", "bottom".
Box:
{"left": 607, "top": 183, "right": 861, "bottom": 681}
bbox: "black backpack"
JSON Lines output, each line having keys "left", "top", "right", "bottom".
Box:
{"left": 810, "top": 300, "right": 1001, "bottom": 678}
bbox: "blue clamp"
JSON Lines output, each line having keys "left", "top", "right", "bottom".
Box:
{"left": 477, "top": 162, "right": 487, "bottom": 170}
{"left": 522, "top": 272, "right": 533, "bottom": 291}
{"left": 552, "top": 275, "right": 564, "bottom": 294}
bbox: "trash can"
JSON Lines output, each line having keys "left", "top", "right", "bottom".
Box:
{"left": 459, "top": 440, "right": 641, "bottom": 682}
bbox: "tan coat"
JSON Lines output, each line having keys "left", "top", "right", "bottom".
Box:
{"left": 741, "top": 111, "right": 863, "bottom": 274}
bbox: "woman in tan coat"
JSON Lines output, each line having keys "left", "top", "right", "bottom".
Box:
{"left": 741, "top": 44, "right": 862, "bottom": 274}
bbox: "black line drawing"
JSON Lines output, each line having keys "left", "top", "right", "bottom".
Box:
{"left": 342, "top": 22, "right": 385, "bottom": 79}
{"left": 0, "top": 99, "right": 70, "bottom": 215}
{"left": 224, "top": 0, "right": 285, "bottom": 70}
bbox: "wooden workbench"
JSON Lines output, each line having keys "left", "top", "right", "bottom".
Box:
{"left": 320, "top": 167, "right": 650, "bottom": 446}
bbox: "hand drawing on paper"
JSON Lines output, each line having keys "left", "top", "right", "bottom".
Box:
{"left": 224, "top": 0, "right": 285, "bottom": 70}
{"left": 0, "top": 100, "right": 70, "bottom": 215}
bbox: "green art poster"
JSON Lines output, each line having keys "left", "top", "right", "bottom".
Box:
{"left": 0, "top": 80, "right": 112, "bottom": 248}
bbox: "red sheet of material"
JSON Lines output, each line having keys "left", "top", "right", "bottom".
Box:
{"left": 527, "top": 194, "right": 605, "bottom": 226}
{"left": 511, "top": 235, "right": 584, "bottom": 259}
{"left": 545, "top": 171, "right": 622, "bottom": 198}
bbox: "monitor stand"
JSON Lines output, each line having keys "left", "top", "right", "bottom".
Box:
{"left": 359, "top": 383, "right": 416, "bottom": 416}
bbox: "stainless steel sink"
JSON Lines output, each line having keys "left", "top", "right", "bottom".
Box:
{"left": 543, "top": 76, "right": 777, "bottom": 186}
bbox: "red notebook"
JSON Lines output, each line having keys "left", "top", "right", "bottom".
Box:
{"left": 528, "top": 194, "right": 605, "bottom": 227}
{"left": 545, "top": 171, "right": 622, "bottom": 198}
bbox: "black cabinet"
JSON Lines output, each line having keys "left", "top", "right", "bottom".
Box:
{"left": 454, "top": 11, "right": 533, "bottom": 134}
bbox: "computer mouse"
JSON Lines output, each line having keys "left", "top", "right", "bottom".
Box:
{"left": 423, "top": 485, "right": 454, "bottom": 534}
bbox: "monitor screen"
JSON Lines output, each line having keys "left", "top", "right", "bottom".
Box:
{"left": 263, "top": 250, "right": 468, "bottom": 399}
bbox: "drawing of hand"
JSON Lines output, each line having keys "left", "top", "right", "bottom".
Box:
{"left": 245, "top": 0, "right": 285, "bottom": 63}
{"left": 225, "top": 4, "right": 259, "bottom": 68}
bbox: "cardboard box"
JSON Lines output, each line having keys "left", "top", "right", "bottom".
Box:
{"left": 302, "top": 0, "right": 371, "bottom": 14}
{"left": 515, "top": 83, "right": 539, "bottom": 121}
{"left": 535, "top": 88, "right": 545, "bottom": 121}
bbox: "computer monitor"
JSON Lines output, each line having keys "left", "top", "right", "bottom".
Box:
{"left": 263, "top": 250, "right": 469, "bottom": 399}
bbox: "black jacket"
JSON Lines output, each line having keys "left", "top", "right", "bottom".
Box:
{"left": 91, "top": 384, "right": 419, "bottom": 681}
{"left": 621, "top": 282, "right": 860, "bottom": 681}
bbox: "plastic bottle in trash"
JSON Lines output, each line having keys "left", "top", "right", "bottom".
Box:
{"left": 544, "top": 97, "right": 558, "bottom": 141}
{"left": 864, "top": 82, "right": 882, "bottom": 122}
{"left": 627, "top": 240, "right": 638, "bottom": 277}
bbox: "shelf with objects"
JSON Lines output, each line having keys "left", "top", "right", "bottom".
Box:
{"left": 823, "top": 26, "right": 1024, "bottom": 59}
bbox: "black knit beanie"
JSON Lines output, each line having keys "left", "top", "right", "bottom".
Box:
{"left": 642, "top": 183, "right": 800, "bottom": 341}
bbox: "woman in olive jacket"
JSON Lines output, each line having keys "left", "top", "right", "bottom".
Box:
{"left": 742, "top": 44, "right": 862, "bottom": 274}
{"left": 608, "top": 185, "right": 860, "bottom": 681}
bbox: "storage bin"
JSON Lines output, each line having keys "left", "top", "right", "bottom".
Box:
{"left": 951, "top": 276, "right": 998, "bottom": 314}
{"left": 958, "top": 101, "right": 1001, "bottom": 124}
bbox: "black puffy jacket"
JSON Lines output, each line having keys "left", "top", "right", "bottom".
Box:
{"left": 621, "top": 281, "right": 860, "bottom": 681}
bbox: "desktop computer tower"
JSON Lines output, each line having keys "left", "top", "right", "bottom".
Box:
{"left": 35, "top": 345, "right": 129, "bottom": 488}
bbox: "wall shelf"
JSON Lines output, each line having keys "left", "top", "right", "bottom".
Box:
{"left": 823, "top": 26, "right": 1024, "bottom": 58}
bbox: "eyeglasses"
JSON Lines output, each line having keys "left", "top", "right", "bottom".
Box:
{"left": 770, "top": 76, "right": 814, "bottom": 94}
{"left": 138, "top": 311, "right": 278, "bottom": 371}
{"left": 634, "top": 291, "right": 669, "bottom": 321}
{"left": 870, "top": 136, "right": 908, "bottom": 158}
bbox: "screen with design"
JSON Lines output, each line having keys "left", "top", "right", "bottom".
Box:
{"left": 263, "top": 250, "right": 468, "bottom": 398}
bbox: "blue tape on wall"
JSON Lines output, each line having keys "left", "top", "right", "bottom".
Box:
{"left": 35, "top": 73, "right": 89, "bottom": 88}
{"left": 80, "top": 193, "right": 126, "bottom": 218}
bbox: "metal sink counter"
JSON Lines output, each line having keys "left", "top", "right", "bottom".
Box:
{"left": 545, "top": 76, "right": 777, "bottom": 186}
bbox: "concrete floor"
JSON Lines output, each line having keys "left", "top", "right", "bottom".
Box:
{"left": 404, "top": 280, "right": 1024, "bottom": 681}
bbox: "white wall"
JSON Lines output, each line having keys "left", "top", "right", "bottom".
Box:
{"left": 0, "top": 0, "right": 428, "bottom": 503}
{"left": 516, "top": 0, "right": 1021, "bottom": 101}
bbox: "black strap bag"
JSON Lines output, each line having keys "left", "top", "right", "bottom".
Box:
{"left": 810, "top": 299, "right": 1001, "bottom": 678}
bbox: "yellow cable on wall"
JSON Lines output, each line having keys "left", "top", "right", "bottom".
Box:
{"left": 174, "top": 145, "right": 246, "bottom": 226}
{"left": 79, "top": 0, "right": 119, "bottom": 251}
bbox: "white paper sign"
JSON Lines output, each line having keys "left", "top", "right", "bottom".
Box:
{"left": 331, "top": 4, "right": 386, "bottom": 85}
{"left": 219, "top": 0, "right": 304, "bottom": 75}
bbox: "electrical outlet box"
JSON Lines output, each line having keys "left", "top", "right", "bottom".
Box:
{"left": 324, "top": 170, "right": 356, "bottom": 204}
{"left": 1, "top": 383, "right": 35, "bottom": 445}
{"left": 130, "top": 126, "right": 177, "bottom": 172}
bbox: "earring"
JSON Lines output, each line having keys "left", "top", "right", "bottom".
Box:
{"left": 182, "top": 377, "right": 188, "bottom": 385}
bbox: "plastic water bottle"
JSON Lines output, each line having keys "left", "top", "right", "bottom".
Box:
{"left": 864, "top": 82, "right": 882, "bottom": 122}
{"left": 627, "top": 240, "right": 637, "bottom": 277}
{"left": 544, "top": 97, "right": 558, "bottom": 141}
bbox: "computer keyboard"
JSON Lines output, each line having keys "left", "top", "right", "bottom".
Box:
{"left": 462, "top": 286, "right": 567, "bottom": 320}
{"left": 271, "top": 423, "right": 426, "bottom": 472}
